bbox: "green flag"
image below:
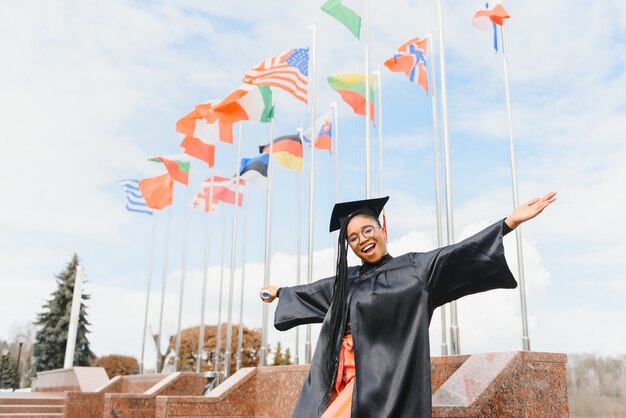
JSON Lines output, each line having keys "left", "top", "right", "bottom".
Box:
{"left": 321, "top": 0, "right": 361, "bottom": 39}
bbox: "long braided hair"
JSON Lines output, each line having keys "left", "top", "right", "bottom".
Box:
{"left": 319, "top": 209, "right": 380, "bottom": 412}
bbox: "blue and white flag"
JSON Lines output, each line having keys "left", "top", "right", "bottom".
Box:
{"left": 118, "top": 179, "right": 153, "bottom": 215}
{"left": 239, "top": 154, "right": 269, "bottom": 189}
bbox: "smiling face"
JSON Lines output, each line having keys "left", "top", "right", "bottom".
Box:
{"left": 346, "top": 214, "right": 388, "bottom": 263}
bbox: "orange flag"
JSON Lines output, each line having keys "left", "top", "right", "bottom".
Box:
{"left": 138, "top": 174, "right": 174, "bottom": 209}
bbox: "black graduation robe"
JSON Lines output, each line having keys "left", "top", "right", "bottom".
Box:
{"left": 274, "top": 219, "right": 517, "bottom": 418}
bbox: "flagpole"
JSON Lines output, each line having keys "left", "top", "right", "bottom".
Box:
{"left": 435, "top": 0, "right": 460, "bottom": 355}
{"left": 156, "top": 206, "right": 173, "bottom": 372}
{"left": 236, "top": 183, "right": 249, "bottom": 370}
{"left": 305, "top": 22, "right": 317, "bottom": 364}
{"left": 364, "top": 0, "right": 371, "bottom": 198}
{"left": 373, "top": 69, "right": 383, "bottom": 197}
{"left": 224, "top": 124, "right": 244, "bottom": 377}
{"left": 260, "top": 89, "right": 276, "bottom": 367}
{"left": 500, "top": 28, "right": 531, "bottom": 351}
{"left": 332, "top": 101, "right": 339, "bottom": 264}
{"left": 174, "top": 163, "right": 193, "bottom": 371}
{"left": 426, "top": 33, "right": 448, "bottom": 356}
{"left": 197, "top": 171, "right": 216, "bottom": 372}
{"left": 214, "top": 214, "right": 228, "bottom": 380}
{"left": 295, "top": 126, "right": 305, "bottom": 365}
{"left": 139, "top": 215, "right": 157, "bottom": 374}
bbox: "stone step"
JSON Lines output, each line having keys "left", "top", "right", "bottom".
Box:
{"left": 0, "top": 414, "right": 63, "bottom": 418}
{"left": 0, "top": 393, "right": 65, "bottom": 405}
{"left": 0, "top": 399, "right": 64, "bottom": 406}
{"left": 0, "top": 406, "right": 64, "bottom": 413}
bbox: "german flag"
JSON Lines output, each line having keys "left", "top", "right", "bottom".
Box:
{"left": 259, "top": 134, "right": 303, "bottom": 172}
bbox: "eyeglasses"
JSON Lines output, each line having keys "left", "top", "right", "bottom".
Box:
{"left": 347, "top": 225, "right": 377, "bottom": 247}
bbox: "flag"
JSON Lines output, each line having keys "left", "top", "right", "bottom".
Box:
{"left": 243, "top": 48, "right": 309, "bottom": 104}
{"left": 192, "top": 191, "right": 218, "bottom": 213}
{"left": 327, "top": 74, "right": 375, "bottom": 122}
{"left": 176, "top": 108, "right": 217, "bottom": 165}
{"left": 239, "top": 153, "right": 269, "bottom": 189}
{"left": 202, "top": 176, "right": 245, "bottom": 207}
{"left": 149, "top": 157, "right": 190, "bottom": 185}
{"left": 472, "top": 2, "right": 510, "bottom": 52}
{"left": 384, "top": 37, "right": 429, "bottom": 94}
{"left": 138, "top": 174, "right": 174, "bottom": 210}
{"left": 321, "top": 0, "right": 361, "bottom": 39}
{"left": 303, "top": 111, "right": 333, "bottom": 153}
{"left": 194, "top": 101, "right": 235, "bottom": 144}
{"left": 259, "top": 134, "right": 303, "bottom": 172}
{"left": 314, "top": 119, "right": 333, "bottom": 152}
{"left": 212, "top": 84, "right": 274, "bottom": 125}
{"left": 118, "top": 179, "right": 153, "bottom": 215}
{"left": 180, "top": 136, "right": 215, "bottom": 168}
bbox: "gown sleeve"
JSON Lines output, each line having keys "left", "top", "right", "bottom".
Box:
{"left": 273, "top": 276, "right": 335, "bottom": 331}
{"left": 423, "top": 218, "right": 518, "bottom": 309}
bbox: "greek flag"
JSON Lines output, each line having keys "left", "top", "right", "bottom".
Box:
{"left": 118, "top": 179, "right": 153, "bottom": 215}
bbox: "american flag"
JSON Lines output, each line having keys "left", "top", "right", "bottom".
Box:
{"left": 243, "top": 48, "right": 309, "bottom": 104}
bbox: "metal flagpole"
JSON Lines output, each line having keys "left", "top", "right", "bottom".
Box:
{"left": 295, "top": 126, "right": 305, "bottom": 365}
{"left": 236, "top": 183, "right": 250, "bottom": 370}
{"left": 260, "top": 89, "right": 276, "bottom": 367}
{"left": 156, "top": 206, "right": 173, "bottom": 372}
{"left": 305, "top": 23, "right": 317, "bottom": 364}
{"left": 364, "top": 0, "right": 371, "bottom": 198}
{"left": 426, "top": 33, "right": 448, "bottom": 356}
{"left": 174, "top": 163, "right": 193, "bottom": 371}
{"left": 197, "top": 172, "right": 216, "bottom": 372}
{"left": 435, "top": 0, "right": 460, "bottom": 354}
{"left": 214, "top": 215, "right": 228, "bottom": 377}
{"left": 373, "top": 70, "right": 383, "bottom": 197}
{"left": 500, "top": 28, "right": 531, "bottom": 351}
{"left": 140, "top": 215, "right": 158, "bottom": 374}
{"left": 332, "top": 101, "right": 339, "bottom": 263}
{"left": 224, "top": 125, "right": 244, "bottom": 377}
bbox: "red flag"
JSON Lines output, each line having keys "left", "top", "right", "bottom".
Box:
{"left": 138, "top": 174, "right": 174, "bottom": 209}
{"left": 202, "top": 176, "right": 245, "bottom": 207}
{"left": 193, "top": 102, "right": 235, "bottom": 144}
{"left": 180, "top": 136, "right": 215, "bottom": 168}
{"left": 472, "top": 3, "right": 510, "bottom": 28}
{"left": 149, "top": 157, "right": 190, "bottom": 185}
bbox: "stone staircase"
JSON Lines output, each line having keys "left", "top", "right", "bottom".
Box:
{"left": 0, "top": 393, "right": 65, "bottom": 418}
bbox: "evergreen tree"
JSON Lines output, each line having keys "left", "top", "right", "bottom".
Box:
{"left": 32, "top": 254, "right": 95, "bottom": 372}
{"left": 0, "top": 351, "right": 16, "bottom": 389}
{"left": 272, "top": 341, "right": 292, "bottom": 366}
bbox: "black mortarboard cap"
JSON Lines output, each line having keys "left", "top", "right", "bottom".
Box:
{"left": 329, "top": 196, "right": 389, "bottom": 232}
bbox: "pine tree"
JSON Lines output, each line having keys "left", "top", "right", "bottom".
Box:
{"left": 0, "top": 351, "right": 16, "bottom": 389}
{"left": 272, "top": 341, "right": 292, "bottom": 366}
{"left": 32, "top": 254, "right": 95, "bottom": 372}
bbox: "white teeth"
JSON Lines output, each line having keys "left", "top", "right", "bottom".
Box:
{"left": 363, "top": 244, "right": 375, "bottom": 252}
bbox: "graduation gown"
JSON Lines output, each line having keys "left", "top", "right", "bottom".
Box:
{"left": 274, "top": 219, "right": 517, "bottom": 418}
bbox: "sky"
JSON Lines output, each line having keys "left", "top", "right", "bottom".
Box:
{"left": 1, "top": 0, "right": 626, "bottom": 373}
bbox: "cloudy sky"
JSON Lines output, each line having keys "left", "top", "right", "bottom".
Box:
{"left": 1, "top": 0, "right": 625, "bottom": 371}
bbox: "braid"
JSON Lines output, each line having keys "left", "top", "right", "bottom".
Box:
{"left": 319, "top": 209, "right": 381, "bottom": 413}
{"left": 319, "top": 223, "right": 350, "bottom": 412}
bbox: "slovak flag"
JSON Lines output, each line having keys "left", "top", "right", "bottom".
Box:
{"left": 384, "top": 37, "right": 429, "bottom": 94}
{"left": 472, "top": 1, "right": 510, "bottom": 52}
{"left": 314, "top": 119, "right": 332, "bottom": 153}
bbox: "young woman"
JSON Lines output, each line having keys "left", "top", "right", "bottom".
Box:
{"left": 261, "top": 192, "right": 556, "bottom": 418}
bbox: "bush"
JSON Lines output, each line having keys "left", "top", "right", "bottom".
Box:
{"left": 91, "top": 354, "right": 139, "bottom": 378}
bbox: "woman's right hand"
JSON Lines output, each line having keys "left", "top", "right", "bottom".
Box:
{"left": 259, "top": 285, "right": 279, "bottom": 303}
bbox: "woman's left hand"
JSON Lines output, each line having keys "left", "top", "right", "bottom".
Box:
{"left": 505, "top": 192, "right": 557, "bottom": 230}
